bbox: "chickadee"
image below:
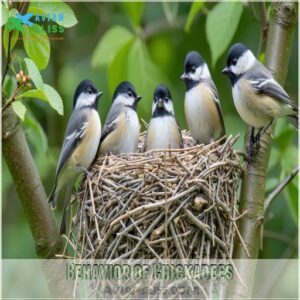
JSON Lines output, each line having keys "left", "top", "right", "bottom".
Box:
{"left": 181, "top": 51, "right": 225, "bottom": 144}
{"left": 222, "top": 42, "right": 298, "bottom": 144}
{"left": 48, "top": 80, "right": 103, "bottom": 234}
{"left": 98, "top": 81, "right": 141, "bottom": 155}
{"left": 144, "top": 84, "right": 183, "bottom": 151}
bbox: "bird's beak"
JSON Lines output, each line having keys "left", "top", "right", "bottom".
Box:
{"left": 157, "top": 99, "right": 164, "bottom": 108}
{"left": 96, "top": 91, "right": 103, "bottom": 100}
{"left": 180, "top": 73, "right": 188, "bottom": 80}
{"left": 136, "top": 95, "right": 142, "bottom": 102}
{"left": 222, "top": 67, "right": 230, "bottom": 75}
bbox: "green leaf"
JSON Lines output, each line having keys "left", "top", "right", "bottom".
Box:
{"left": 3, "top": 24, "right": 19, "bottom": 57}
{"left": 108, "top": 40, "right": 133, "bottom": 94}
{"left": 12, "top": 101, "right": 26, "bottom": 120}
{"left": 24, "top": 111, "right": 48, "bottom": 153}
{"left": 24, "top": 58, "right": 44, "bottom": 90}
{"left": 127, "top": 39, "right": 167, "bottom": 115}
{"left": 17, "top": 89, "right": 48, "bottom": 101}
{"left": 8, "top": 8, "right": 18, "bottom": 18}
{"left": 123, "top": 2, "right": 144, "bottom": 27}
{"left": 22, "top": 24, "right": 50, "bottom": 70}
{"left": 185, "top": 1, "right": 203, "bottom": 32}
{"left": 44, "top": 84, "right": 64, "bottom": 115}
{"left": 92, "top": 26, "right": 134, "bottom": 68}
{"left": 28, "top": 0, "right": 78, "bottom": 28}
{"left": 7, "top": 16, "right": 22, "bottom": 31}
{"left": 17, "top": 86, "right": 63, "bottom": 115}
{"left": 206, "top": 2, "right": 243, "bottom": 67}
{"left": 3, "top": 75, "right": 17, "bottom": 98}
{"left": 162, "top": 2, "right": 179, "bottom": 24}
{"left": 1, "top": 4, "right": 9, "bottom": 26}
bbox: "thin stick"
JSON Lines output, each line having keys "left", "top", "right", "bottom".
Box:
{"left": 264, "top": 166, "right": 299, "bottom": 211}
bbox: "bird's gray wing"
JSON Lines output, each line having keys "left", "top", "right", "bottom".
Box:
{"left": 55, "top": 109, "right": 88, "bottom": 178}
{"left": 206, "top": 79, "right": 226, "bottom": 137}
{"left": 100, "top": 104, "right": 123, "bottom": 144}
{"left": 248, "top": 68, "right": 298, "bottom": 111}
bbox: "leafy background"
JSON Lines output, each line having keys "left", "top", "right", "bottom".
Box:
{"left": 2, "top": 1, "right": 298, "bottom": 260}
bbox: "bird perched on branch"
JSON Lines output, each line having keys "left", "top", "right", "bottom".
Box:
{"left": 48, "top": 80, "right": 103, "bottom": 234}
{"left": 181, "top": 51, "right": 225, "bottom": 145}
{"left": 98, "top": 81, "right": 142, "bottom": 156}
{"left": 144, "top": 84, "right": 183, "bottom": 151}
{"left": 222, "top": 42, "right": 298, "bottom": 151}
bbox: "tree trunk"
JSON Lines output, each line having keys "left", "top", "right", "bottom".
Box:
{"left": 229, "top": 1, "right": 297, "bottom": 298}
{"left": 2, "top": 106, "right": 62, "bottom": 258}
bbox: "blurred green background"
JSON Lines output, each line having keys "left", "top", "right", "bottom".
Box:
{"left": 2, "top": 1, "right": 298, "bottom": 259}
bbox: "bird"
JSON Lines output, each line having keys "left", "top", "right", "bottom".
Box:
{"left": 48, "top": 80, "right": 103, "bottom": 235}
{"left": 143, "top": 84, "right": 183, "bottom": 151}
{"left": 222, "top": 42, "right": 298, "bottom": 147}
{"left": 180, "top": 51, "right": 225, "bottom": 145}
{"left": 98, "top": 81, "right": 141, "bottom": 155}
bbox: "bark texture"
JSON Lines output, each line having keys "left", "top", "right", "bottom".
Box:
{"left": 229, "top": 1, "right": 297, "bottom": 298}
{"left": 2, "top": 106, "right": 62, "bottom": 258}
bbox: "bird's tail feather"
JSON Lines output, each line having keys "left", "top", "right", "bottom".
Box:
{"left": 60, "top": 184, "right": 73, "bottom": 235}
{"left": 48, "top": 182, "right": 58, "bottom": 210}
{"left": 287, "top": 114, "right": 298, "bottom": 129}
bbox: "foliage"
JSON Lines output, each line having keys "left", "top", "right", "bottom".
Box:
{"left": 2, "top": 1, "right": 298, "bottom": 259}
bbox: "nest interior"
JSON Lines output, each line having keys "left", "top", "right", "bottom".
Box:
{"left": 66, "top": 131, "right": 243, "bottom": 260}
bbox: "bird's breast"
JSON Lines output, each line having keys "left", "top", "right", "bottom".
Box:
{"left": 72, "top": 110, "right": 101, "bottom": 168}
{"left": 184, "top": 84, "right": 221, "bottom": 144}
{"left": 146, "top": 116, "right": 181, "bottom": 150}
{"left": 232, "top": 80, "right": 279, "bottom": 128}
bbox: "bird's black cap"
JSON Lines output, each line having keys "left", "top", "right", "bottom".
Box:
{"left": 184, "top": 51, "right": 205, "bottom": 73}
{"left": 226, "top": 43, "right": 249, "bottom": 67}
{"left": 154, "top": 84, "right": 172, "bottom": 102}
{"left": 73, "top": 80, "right": 99, "bottom": 108}
{"left": 112, "top": 81, "right": 138, "bottom": 101}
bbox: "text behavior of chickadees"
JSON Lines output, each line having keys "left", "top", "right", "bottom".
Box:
{"left": 98, "top": 81, "right": 142, "bottom": 156}
{"left": 222, "top": 42, "right": 298, "bottom": 149}
{"left": 48, "top": 80, "right": 103, "bottom": 234}
{"left": 144, "top": 84, "right": 183, "bottom": 151}
{"left": 181, "top": 51, "right": 225, "bottom": 145}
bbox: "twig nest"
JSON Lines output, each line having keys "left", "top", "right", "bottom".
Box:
{"left": 68, "top": 131, "right": 242, "bottom": 260}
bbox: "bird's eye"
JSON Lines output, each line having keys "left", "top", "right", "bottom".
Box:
{"left": 87, "top": 87, "right": 93, "bottom": 94}
{"left": 191, "top": 67, "right": 196, "bottom": 74}
{"left": 233, "top": 58, "right": 238, "bottom": 65}
{"left": 165, "top": 97, "right": 169, "bottom": 102}
{"left": 128, "top": 91, "right": 132, "bottom": 97}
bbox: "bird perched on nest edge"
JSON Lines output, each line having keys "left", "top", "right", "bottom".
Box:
{"left": 48, "top": 80, "right": 103, "bottom": 235}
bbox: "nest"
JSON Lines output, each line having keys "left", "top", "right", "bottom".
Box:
{"left": 65, "top": 131, "right": 243, "bottom": 260}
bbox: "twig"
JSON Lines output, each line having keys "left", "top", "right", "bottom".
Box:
{"left": 2, "top": 85, "right": 23, "bottom": 112}
{"left": 264, "top": 166, "right": 299, "bottom": 212}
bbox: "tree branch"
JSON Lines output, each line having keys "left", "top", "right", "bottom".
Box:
{"left": 2, "top": 105, "right": 63, "bottom": 258}
{"left": 257, "top": 2, "right": 269, "bottom": 56}
{"left": 264, "top": 166, "right": 299, "bottom": 212}
{"left": 1, "top": 85, "right": 22, "bottom": 112}
{"left": 228, "top": 1, "right": 297, "bottom": 298}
